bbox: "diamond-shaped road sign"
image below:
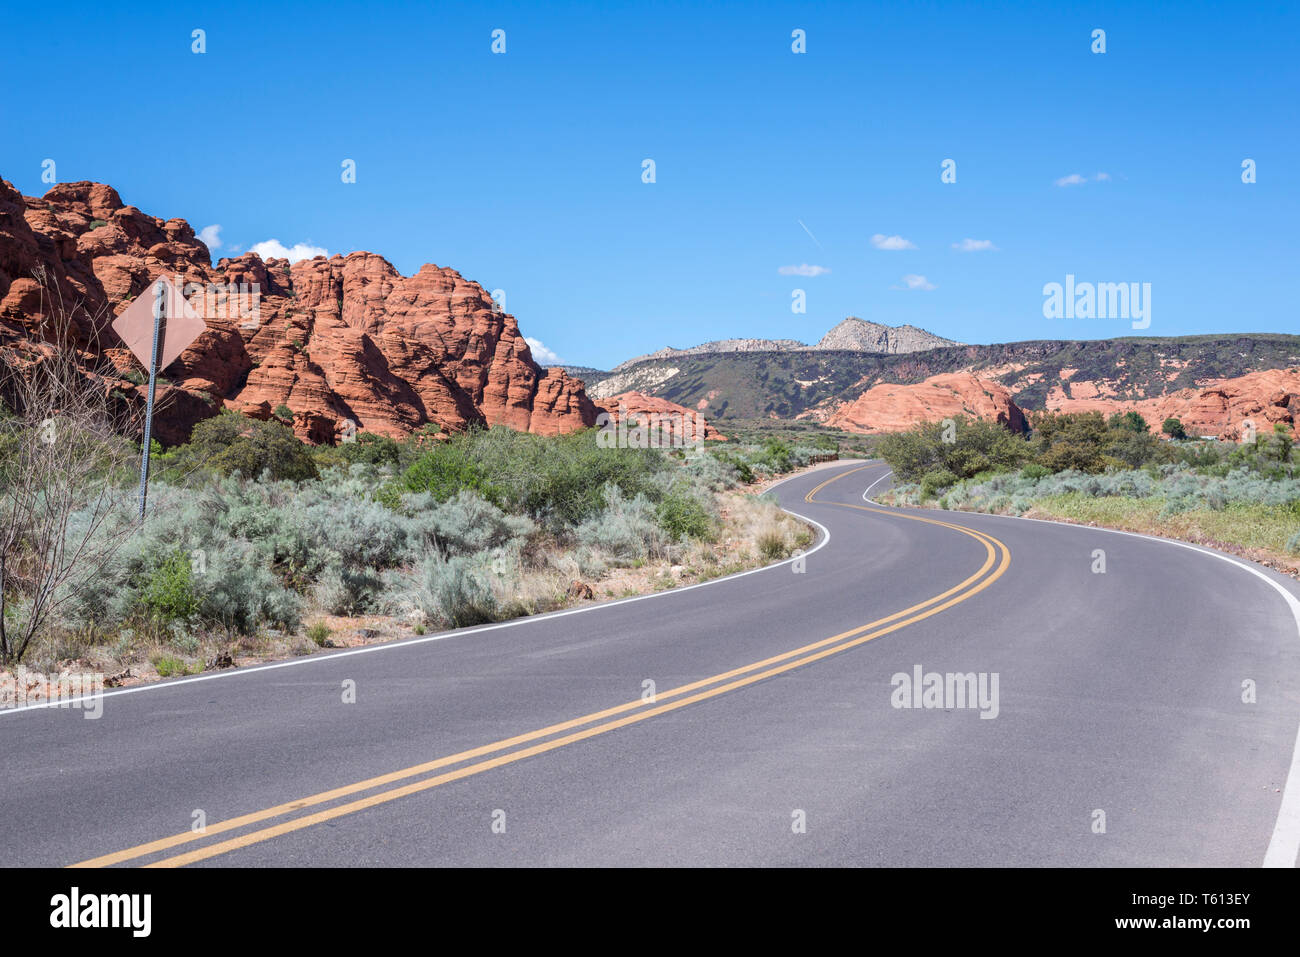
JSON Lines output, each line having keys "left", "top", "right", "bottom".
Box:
{"left": 111, "top": 277, "right": 207, "bottom": 371}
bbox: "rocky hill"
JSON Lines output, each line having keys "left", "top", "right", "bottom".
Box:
{"left": 826, "top": 374, "right": 1027, "bottom": 435}
{"left": 0, "top": 179, "right": 597, "bottom": 445}
{"left": 815, "top": 317, "right": 959, "bottom": 353}
{"left": 605, "top": 317, "right": 959, "bottom": 376}
{"left": 594, "top": 335, "right": 1300, "bottom": 423}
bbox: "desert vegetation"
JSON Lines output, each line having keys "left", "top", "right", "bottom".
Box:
{"left": 0, "top": 362, "right": 820, "bottom": 677}
{"left": 877, "top": 411, "right": 1300, "bottom": 566}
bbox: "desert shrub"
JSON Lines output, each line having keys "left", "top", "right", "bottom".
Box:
{"left": 1163, "top": 417, "right": 1187, "bottom": 440}
{"left": 306, "top": 621, "right": 331, "bottom": 646}
{"left": 751, "top": 437, "right": 794, "bottom": 474}
{"left": 685, "top": 451, "right": 743, "bottom": 489}
{"left": 1107, "top": 410, "right": 1150, "bottom": 433}
{"left": 163, "top": 411, "right": 318, "bottom": 482}
{"left": 401, "top": 434, "right": 504, "bottom": 505}
{"left": 655, "top": 488, "right": 715, "bottom": 542}
{"left": 1021, "top": 463, "right": 1051, "bottom": 480}
{"left": 139, "top": 551, "right": 200, "bottom": 623}
{"left": 1287, "top": 531, "right": 1300, "bottom": 556}
{"left": 153, "top": 655, "right": 189, "bottom": 678}
{"left": 574, "top": 484, "right": 667, "bottom": 562}
{"left": 708, "top": 450, "right": 755, "bottom": 484}
{"left": 314, "top": 432, "right": 403, "bottom": 470}
{"left": 398, "top": 490, "right": 535, "bottom": 557}
{"left": 878, "top": 417, "right": 1030, "bottom": 482}
{"left": 386, "top": 554, "right": 499, "bottom": 628}
{"left": 757, "top": 528, "right": 787, "bottom": 562}
{"left": 919, "top": 468, "right": 959, "bottom": 500}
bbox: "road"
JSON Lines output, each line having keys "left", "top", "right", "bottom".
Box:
{"left": 2, "top": 460, "right": 1299, "bottom": 867}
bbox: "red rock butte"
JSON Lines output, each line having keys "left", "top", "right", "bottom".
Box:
{"left": 596, "top": 391, "right": 727, "bottom": 442}
{"left": 0, "top": 179, "right": 598, "bottom": 445}
{"left": 826, "top": 373, "right": 1028, "bottom": 435}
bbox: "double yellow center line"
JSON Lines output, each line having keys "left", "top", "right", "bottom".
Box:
{"left": 72, "top": 464, "right": 1010, "bottom": 868}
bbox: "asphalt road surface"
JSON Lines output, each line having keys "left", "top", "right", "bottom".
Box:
{"left": 3, "top": 460, "right": 1298, "bottom": 867}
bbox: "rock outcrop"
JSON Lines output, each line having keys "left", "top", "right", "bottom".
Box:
{"left": 814, "top": 317, "right": 959, "bottom": 353}
{"left": 826, "top": 373, "right": 1028, "bottom": 434}
{"left": 0, "top": 178, "right": 598, "bottom": 445}
{"left": 1045, "top": 367, "right": 1300, "bottom": 440}
{"left": 596, "top": 390, "right": 726, "bottom": 442}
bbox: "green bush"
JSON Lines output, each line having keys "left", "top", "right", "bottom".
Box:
{"left": 1108, "top": 410, "right": 1150, "bottom": 433}
{"left": 152, "top": 655, "right": 190, "bottom": 678}
{"left": 161, "top": 411, "right": 318, "bottom": 482}
{"left": 402, "top": 433, "right": 505, "bottom": 505}
{"left": 139, "top": 551, "right": 200, "bottom": 623}
{"left": 919, "top": 468, "right": 959, "bottom": 500}
{"left": 1162, "top": 417, "right": 1187, "bottom": 440}
{"left": 314, "top": 432, "right": 403, "bottom": 470}
{"left": 878, "top": 417, "right": 1030, "bottom": 482}
{"left": 656, "top": 490, "right": 714, "bottom": 542}
{"left": 1022, "top": 463, "right": 1051, "bottom": 480}
{"left": 306, "top": 621, "right": 331, "bottom": 646}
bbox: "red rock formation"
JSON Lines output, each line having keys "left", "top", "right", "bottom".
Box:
{"left": 826, "top": 373, "right": 1028, "bottom": 434}
{"left": 597, "top": 390, "right": 727, "bottom": 442}
{"left": 0, "top": 179, "right": 597, "bottom": 445}
{"left": 1038, "top": 368, "right": 1300, "bottom": 440}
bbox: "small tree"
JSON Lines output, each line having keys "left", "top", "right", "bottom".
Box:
{"left": 0, "top": 271, "right": 142, "bottom": 665}
{"left": 1162, "top": 417, "right": 1187, "bottom": 440}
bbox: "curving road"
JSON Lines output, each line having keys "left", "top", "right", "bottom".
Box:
{"left": 2, "top": 460, "right": 1299, "bottom": 867}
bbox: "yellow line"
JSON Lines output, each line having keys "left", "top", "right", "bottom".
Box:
{"left": 74, "top": 462, "right": 1011, "bottom": 868}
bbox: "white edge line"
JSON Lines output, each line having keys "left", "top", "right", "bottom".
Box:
{"left": 0, "top": 461, "right": 868, "bottom": 718}
{"left": 865, "top": 467, "right": 1300, "bottom": 869}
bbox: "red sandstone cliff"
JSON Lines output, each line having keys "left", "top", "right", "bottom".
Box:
{"left": 0, "top": 179, "right": 597, "bottom": 445}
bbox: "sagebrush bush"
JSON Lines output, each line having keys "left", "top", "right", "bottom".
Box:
{"left": 385, "top": 554, "right": 499, "bottom": 628}
{"left": 575, "top": 484, "right": 668, "bottom": 562}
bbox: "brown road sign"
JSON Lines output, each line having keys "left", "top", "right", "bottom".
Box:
{"left": 111, "top": 277, "right": 207, "bottom": 371}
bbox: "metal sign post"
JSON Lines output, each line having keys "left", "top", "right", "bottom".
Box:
{"left": 112, "top": 274, "right": 207, "bottom": 521}
{"left": 136, "top": 280, "right": 166, "bottom": 521}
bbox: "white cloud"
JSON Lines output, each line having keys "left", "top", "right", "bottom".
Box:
{"left": 952, "top": 238, "right": 998, "bottom": 252}
{"left": 1055, "top": 172, "right": 1111, "bottom": 187}
{"left": 198, "top": 224, "right": 222, "bottom": 251}
{"left": 778, "top": 263, "right": 831, "bottom": 277}
{"left": 249, "top": 239, "right": 330, "bottom": 264}
{"left": 526, "top": 337, "right": 562, "bottom": 364}
{"left": 871, "top": 233, "right": 917, "bottom": 250}
{"left": 895, "top": 274, "right": 936, "bottom": 291}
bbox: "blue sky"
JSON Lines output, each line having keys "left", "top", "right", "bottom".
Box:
{"left": 2, "top": 0, "right": 1295, "bottom": 368}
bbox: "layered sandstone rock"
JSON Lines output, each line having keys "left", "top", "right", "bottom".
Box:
{"left": 826, "top": 373, "right": 1028, "bottom": 434}
{"left": 597, "top": 390, "right": 726, "bottom": 441}
{"left": 0, "top": 179, "right": 597, "bottom": 445}
{"left": 1042, "top": 368, "right": 1300, "bottom": 440}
